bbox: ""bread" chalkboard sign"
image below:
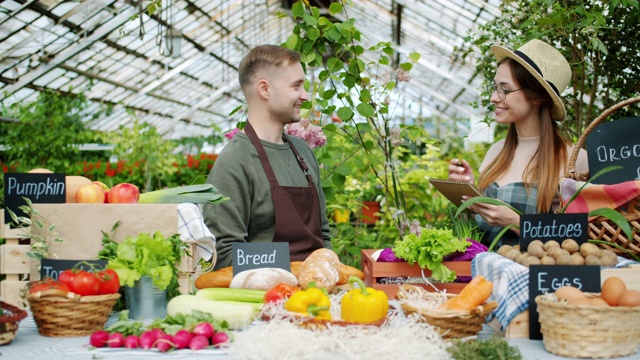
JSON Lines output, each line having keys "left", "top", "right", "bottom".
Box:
{"left": 232, "top": 242, "right": 290, "bottom": 275}
{"left": 586, "top": 117, "right": 640, "bottom": 184}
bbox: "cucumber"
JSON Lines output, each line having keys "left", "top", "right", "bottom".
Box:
{"left": 195, "top": 287, "right": 266, "bottom": 303}
{"left": 167, "top": 295, "right": 257, "bottom": 329}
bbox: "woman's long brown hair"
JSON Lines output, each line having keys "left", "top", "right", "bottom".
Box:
{"left": 478, "top": 58, "right": 571, "bottom": 213}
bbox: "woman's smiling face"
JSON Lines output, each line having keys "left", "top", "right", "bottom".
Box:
{"left": 491, "top": 62, "right": 538, "bottom": 127}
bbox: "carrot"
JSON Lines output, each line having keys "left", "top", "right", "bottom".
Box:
{"left": 439, "top": 275, "right": 493, "bottom": 311}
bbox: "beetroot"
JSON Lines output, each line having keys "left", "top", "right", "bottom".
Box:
{"left": 211, "top": 331, "right": 230, "bottom": 348}
{"left": 155, "top": 333, "right": 174, "bottom": 353}
{"left": 193, "top": 322, "right": 214, "bottom": 338}
{"left": 189, "top": 335, "right": 210, "bottom": 350}
{"left": 124, "top": 335, "right": 140, "bottom": 349}
{"left": 172, "top": 329, "right": 193, "bottom": 349}
{"left": 89, "top": 330, "right": 110, "bottom": 348}
{"left": 107, "top": 332, "right": 125, "bottom": 348}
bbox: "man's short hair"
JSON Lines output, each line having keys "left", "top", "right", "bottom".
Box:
{"left": 238, "top": 45, "right": 302, "bottom": 89}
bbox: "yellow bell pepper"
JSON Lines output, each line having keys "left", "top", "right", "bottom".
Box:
{"left": 341, "top": 276, "right": 389, "bottom": 323}
{"left": 284, "top": 283, "right": 332, "bottom": 320}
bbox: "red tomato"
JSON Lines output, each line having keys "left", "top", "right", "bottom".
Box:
{"left": 263, "top": 283, "right": 299, "bottom": 304}
{"left": 58, "top": 269, "right": 76, "bottom": 289}
{"left": 97, "top": 269, "right": 120, "bottom": 294}
{"left": 29, "top": 278, "right": 71, "bottom": 293}
{"left": 71, "top": 270, "right": 101, "bottom": 296}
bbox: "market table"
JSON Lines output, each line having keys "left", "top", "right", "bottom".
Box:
{"left": 4, "top": 311, "right": 638, "bottom": 359}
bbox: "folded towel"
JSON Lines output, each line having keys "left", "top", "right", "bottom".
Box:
{"left": 559, "top": 178, "right": 640, "bottom": 214}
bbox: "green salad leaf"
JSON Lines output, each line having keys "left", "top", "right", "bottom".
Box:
{"left": 106, "top": 231, "right": 188, "bottom": 292}
{"left": 392, "top": 227, "right": 470, "bottom": 283}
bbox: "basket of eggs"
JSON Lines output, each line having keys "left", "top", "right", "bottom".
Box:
{"left": 535, "top": 276, "right": 640, "bottom": 359}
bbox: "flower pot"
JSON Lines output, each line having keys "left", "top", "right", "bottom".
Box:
{"left": 359, "top": 201, "right": 381, "bottom": 224}
{"left": 333, "top": 208, "right": 351, "bottom": 223}
{"left": 124, "top": 276, "right": 168, "bottom": 319}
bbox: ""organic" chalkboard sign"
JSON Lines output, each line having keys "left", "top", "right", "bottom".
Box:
{"left": 232, "top": 242, "right": 290, "bottom": 275}
{"left": 3, "top": 173, "right": 66, "bottom": 224}
{"left": 528, "top": 265, "right": 601, "bottom": 340}
{"left": 586, "top": 117, "right": 640, "bottom": 184}
{"left": 519, "top": 213, "right": 588, "bottom": 251}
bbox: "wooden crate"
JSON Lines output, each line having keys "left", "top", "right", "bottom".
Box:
{"left": 361, "top": 249, "right": 471, "bottom": 299}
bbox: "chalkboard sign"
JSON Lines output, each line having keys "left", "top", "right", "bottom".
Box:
{"left": 520, "top": 213, "right": 588, "bottom": 251}
{"left": 232, "top": 242, "right": 290, "bottom": 275}
{"left": 586, "top": 117, "right": 640, "bottom": 184}
{"left": 528, "top": 265, "right": 601, "bottom": 340}
{"left": 3, "top": 173, "right": 66, "bottom": 224}
{"left": 40, "top": 259, "right": 108, "bottom": 280}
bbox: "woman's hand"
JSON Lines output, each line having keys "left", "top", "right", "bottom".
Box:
{"left": 462, "top": 195, "right": 521, "bottom": 235}
{"left": 448, "top": 158, "right": 474, "bottom": 183}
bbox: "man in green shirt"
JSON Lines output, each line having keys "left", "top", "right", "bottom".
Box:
{"left": 203, "top": 45, "right": 332, "bottom": 270}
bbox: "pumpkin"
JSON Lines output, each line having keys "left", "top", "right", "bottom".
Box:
{"left": 65, "top": 176, "right": 92, "bottom": 203}
{"left": 27, "top": 168, "right": 54, "bottom": 173}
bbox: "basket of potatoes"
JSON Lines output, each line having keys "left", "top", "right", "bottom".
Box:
{"left": 497, "top": 239, "right": 618, "bottom": 268}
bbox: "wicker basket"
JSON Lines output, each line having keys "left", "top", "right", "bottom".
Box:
{"left": 0, "top": 301, "right": 27, "bottom": 345}
{"left": 27, "top": 289, "right": 120, "bottom": 337}
{"left": 564, "top": 96, "right": 640, "bottom": 257}
{"left": 535, "top": 293, "right": 640, "bottom": 359}
{"left": 396, "top": 285, "right": 497, "bottom": 339}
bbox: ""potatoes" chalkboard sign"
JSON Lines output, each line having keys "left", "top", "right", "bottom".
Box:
{"left": 586, "top": 117, "right": 640, "bottom": 184}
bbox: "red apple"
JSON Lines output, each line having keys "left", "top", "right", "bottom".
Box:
{"left": 92, "top": 181, "right": 110, "bottom": 203}
{"left": 108, "top": 183, "right": 140, "bottom": 204}
{"left": 76, "top": 184, "right": 106, "bottom": 203}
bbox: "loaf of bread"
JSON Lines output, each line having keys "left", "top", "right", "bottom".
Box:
{"left": 229, "top": 268, "right": 298, "bottom": 291}
{"left": 297, "top": 248, "right": 341, "bottom": 291}
{"left": 337, "top": 264, "right": 365, "bottom": 285}
{"left": 290, "top": 261, "right": 303, "bottom": 279}
{"left": 195, "top": 266, "right": 233, "bottom": 289}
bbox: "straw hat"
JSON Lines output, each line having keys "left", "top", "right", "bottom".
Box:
{"left": 491, "top": 39, "right": 571, "bottom": 121}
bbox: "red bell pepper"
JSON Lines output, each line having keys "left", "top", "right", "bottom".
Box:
{"left": 264, "top": 283, "right": 299, "bottom": 304}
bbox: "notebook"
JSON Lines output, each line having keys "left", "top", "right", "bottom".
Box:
{"left": 429, "top": 178, "right": 484, "bottom": 206}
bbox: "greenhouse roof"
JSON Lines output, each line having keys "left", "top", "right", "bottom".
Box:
{"left": 0, "top": 0, "right": 500, "bottom": 139}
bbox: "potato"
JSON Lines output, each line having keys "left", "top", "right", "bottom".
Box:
{"left": 522, "top": 256, "right": 541, "bottom": 267}
{"left": 512, "top": 244, "right": 520, "bottom": 252}
{"left": 599, "top": 249, "right": 618, "bottom": 267}
{"left": 580, "top": 243, "right": 601, "bottom": 258}
{"left": 556, "top": 254, "right": 573, "bottom": 265}
{"left": 515, "top": 252, "right": 530, "bottom": 265}
{"left": 529, "top": 240, "right": 544, "bottom": 249}
{"left": 498, "top": 245, "right": 513, "bottom": 257}
{"left": 548, "top": 247, "right": 569, "bottom": 260}
{"left": 505, "top": 248, "right": 521, "bottom": 261}
{"left": 540, "top": 256, "right": 556, "bottom": 265}
{"left": 543, "top": 240, "right": 561, "bottom": 251}
{"left": 569, "top": 252, "right": 585, "bottom": 265}
{"left": 527, "top": 244, "right": 546, "bottom": 259}
{"left": 562, "top": 239, "right": 580, "bottom": 254}
{"left": 584, "top": 255, "right": 602, "bottom": 266}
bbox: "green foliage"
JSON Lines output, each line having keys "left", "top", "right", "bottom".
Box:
{"left": 455, "top": 0, "right": 640, "bottom": 139}
{"left": 448, "top": 334, "right": 522, "bottom": 360}
{"left": 0, "top": 90, "right": 100, "bottom": 171}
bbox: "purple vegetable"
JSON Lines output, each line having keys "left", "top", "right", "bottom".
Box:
{"left": 107, "top": 332, "right": 125, "bottom": 348}
{"left": 193, "top": 322, "right": 214, "bottom": 338}
{"left": 124, "top": 335, "right": 140, "bottom": 349}
{"left": 155, "top": 333, "right": 174, "bottom": 353}
{"left": 172, "top": 329, "right": 194, "bottom": 349}
{"left": 211, "top": 331, "right": 230, "bottom": 348}
{"left": 139, "top": 330, "right": 157, "bottom": 350}
{"left": 377, "top": 248, "right": 403, "bottom": 262}
{"left": 444, "top": 239, "right": 488, "bottom": 261}
{"left": 89, "top": 330, "right": 110, "bottom": 348}
{"left": 189, "top": 335, "right": 210, "bottom": 350}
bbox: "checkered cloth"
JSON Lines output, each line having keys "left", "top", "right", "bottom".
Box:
{"left": 177, "top": 203, "right": 216, "bottom": 264}
{"left": 472, "top": 251, "right": 638, "bottom": 330}
{"left": 560, "top": 178, "right": 640, "bottom": 215}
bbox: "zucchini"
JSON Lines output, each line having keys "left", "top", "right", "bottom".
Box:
{"left": 167, "top": 295, "right": 257, "bottom": 329}
{"left": 195, "top": 287, "right": 266, "bottom": 303}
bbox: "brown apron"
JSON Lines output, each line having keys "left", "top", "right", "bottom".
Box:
{"left": 244, "top": 122, "right": 324, "bottom": 261}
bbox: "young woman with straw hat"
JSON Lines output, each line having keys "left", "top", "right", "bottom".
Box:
{"left": 448, "top": 39, "right": 589, "bottom": 246}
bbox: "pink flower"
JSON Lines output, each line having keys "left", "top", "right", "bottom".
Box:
{"left": 285, "top": 119, "right": 327, "bottom": 149}
{"left": 225, "top": 128, "right": 240, "bottom": 140}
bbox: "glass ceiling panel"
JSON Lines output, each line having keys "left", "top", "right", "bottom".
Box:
{"left": 0, "top": 0, "right": 500, "bottom": 139}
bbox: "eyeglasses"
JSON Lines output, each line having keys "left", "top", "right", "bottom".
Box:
{"left": 488, "top": 83, "right": 522, "bottom": 100}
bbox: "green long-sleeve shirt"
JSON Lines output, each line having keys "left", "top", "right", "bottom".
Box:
{"left": 203, "top": 132, "right": 331, "bottom": 270}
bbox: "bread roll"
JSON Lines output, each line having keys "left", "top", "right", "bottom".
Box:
{"left": 229, "top": 268, "right": 298, "bottom": 291}
{"left": 290, "top": 261, "right": 303, "bottom": 279}
{"left": 337, "top": 264, "right": 365, "bottom": 285}
{"left": 297, "top": 248, "right": 341, "bottom": 291}
{"left": 195, "top": 266, "right": 233, "bottom": 289}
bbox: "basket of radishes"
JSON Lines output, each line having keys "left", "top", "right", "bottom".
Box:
{"left": 26, "top": 267, "right": 121, "bottom": 337}
{"left": 89, "top": 311, "right": 232, "bottom": 352}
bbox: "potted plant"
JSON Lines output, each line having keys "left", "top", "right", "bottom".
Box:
{"left": 99, "top": 231, "right": 189, "bottom": 319}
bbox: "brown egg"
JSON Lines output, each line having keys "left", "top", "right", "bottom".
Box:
{"left": 618, "top": 290, "right": 640, "bottom": 307}
{"left": 601, "top": 277, "right": 627, "bottom": 306}
{"left": 555, "top": 286, "right": 585, "bottom": 302}
{"left": 589, "top": 297, "right": 609, "bottom": 307}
